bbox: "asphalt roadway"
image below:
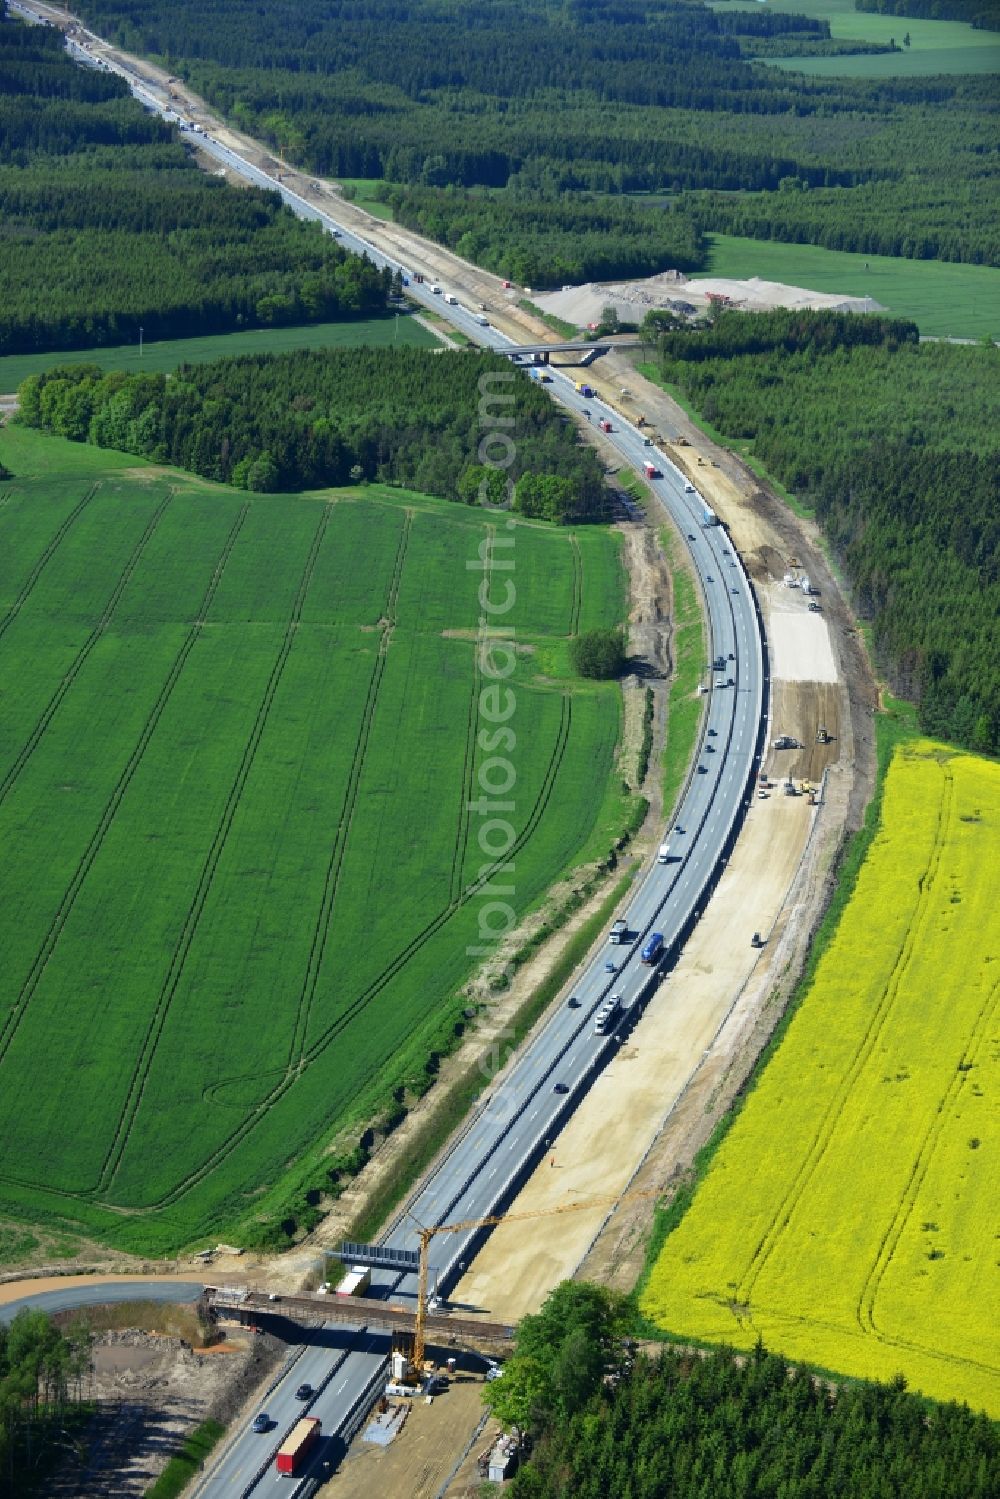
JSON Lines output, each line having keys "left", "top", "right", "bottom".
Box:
{"left": 0, "top": 1279, "right": 203, "bottom": 1324}
{"left": 5, "top": 13, "right": 769, "bottom": 1490}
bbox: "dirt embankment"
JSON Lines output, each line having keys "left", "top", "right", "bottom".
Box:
{"left": 44, "top": 1322, "right": 285, "bottom": 1498}
{"left": 455, "top": 369, "right": 878, "bottom": 1321}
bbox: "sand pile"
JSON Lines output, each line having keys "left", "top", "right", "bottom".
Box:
{"left": 535, "top": 271, "right": 883, "bottom": 327}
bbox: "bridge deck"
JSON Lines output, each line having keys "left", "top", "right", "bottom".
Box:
{"left": 206, "top": 1289, "right": 514, "bottom": 1351}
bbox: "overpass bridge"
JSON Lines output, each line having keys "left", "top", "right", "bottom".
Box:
{"left": 204, "top": 1286, "right": 514, "bottom": 1356}
{"left": 500, "top": 334, "right": 641, "bottom": 364}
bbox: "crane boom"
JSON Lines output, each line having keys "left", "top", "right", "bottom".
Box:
{"left": 408, "top": 1182, "right": 666, "bottom": 1371}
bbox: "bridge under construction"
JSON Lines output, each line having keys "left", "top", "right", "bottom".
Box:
{"left": 204, "top": 1285, "right": 515, "bottom": 1357}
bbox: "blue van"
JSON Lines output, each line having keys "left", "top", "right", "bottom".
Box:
{"left": 641, "top": 932, "right": 664, "bottom": 964}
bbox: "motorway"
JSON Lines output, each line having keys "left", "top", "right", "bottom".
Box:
{"left": 8, "top": 9, "right": 769, "bottom": 1491}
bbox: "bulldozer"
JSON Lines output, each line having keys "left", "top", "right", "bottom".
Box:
{"left": 816, "top": 725, "right": 830, "bottom": 745}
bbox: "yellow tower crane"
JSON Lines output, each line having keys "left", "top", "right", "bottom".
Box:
{"left": 407, "top": 1183, "right": 667, "bottom": 1374}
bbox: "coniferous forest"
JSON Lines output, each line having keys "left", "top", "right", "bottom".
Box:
{"left": 70, "top": 0, "right": 999, "bottom": 283}
{"left": 513, "top": 1343, "right": 1000, "bottom": 1499}
{"left": 482, "top": 1284, "right": 999, "bottom": 1499}
{"left": 0, "top": 13, "right": 389, "bottom": 356}
{"left": 15, "top": 349, "right": 609, "bottom": 521}
{"left": 650, "top": 311, "right": 1000, "bottom": 752}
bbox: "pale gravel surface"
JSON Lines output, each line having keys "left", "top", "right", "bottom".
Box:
{"left": 536, "top": 271, "right": 882, "bottom": 328}
{"left": 768, "top": 600, "right": 840, "bottom": 684}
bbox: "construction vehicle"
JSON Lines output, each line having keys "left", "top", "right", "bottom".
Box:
{"left": 816, "top": 726, "right": 829, "bottom": 745}
{"left": 676, "top": 436, "right": 690, "bottom": 446}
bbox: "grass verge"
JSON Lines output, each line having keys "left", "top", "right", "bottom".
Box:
{"left": 517, "top": 301, "right": 579, "bottom": 340}
{"left": 144, "top": 1420, "right": 225, "bottom": 1499}
{"left": 335, "top": 177, "right": 397, "bottom": 219}
{"left": 341, "top": 870, "right": 637, "bottom": 1248}
{"left": 659, "top": 527, "right": 706, "bottom": 817}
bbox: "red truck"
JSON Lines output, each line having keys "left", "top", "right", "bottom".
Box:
{"left": 643, "top": 460, "right": 661, "bottom": 479}
{"left": 599, "top": 419, "right": 612, "bottom": 433}
{"left": 276, "top": 1417, "right": 321, "bottom": 1476}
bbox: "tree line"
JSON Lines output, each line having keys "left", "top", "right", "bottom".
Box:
{"left": 483, "top": 1283, "right": 1000, "bottom": 1499}
{"left": 70, "top": 0, "right": 998, "bottom": 273}
{"left": 386, "top": 185, "right": 705, "bottom": 288}
{"left": 0, "top": 13, "right": 390, "bottom": 357}
{"left": 15, "top": 348, "right": 609, "bottom": 520}
{"left": 855, "top": 0, "right": 1000, "bottom": 27}
{"left": 0, "top": 1310, "right": 93, "bottom": 1497}
{"left": 692, "top": 172, "right": 998, "bottom": 267}
{"left": 651, "top": 311, "right": 1000, "bottom": 752}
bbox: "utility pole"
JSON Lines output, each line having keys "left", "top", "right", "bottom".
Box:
{"left": 139, "top": 326, "right": 144, "bottom": 358}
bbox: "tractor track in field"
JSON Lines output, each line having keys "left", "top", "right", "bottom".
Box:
{"left": 286, "top": 510, "right": 412, "bottom": 1068}
{"left": 860, "top": 970, "right": 1000, "bottom": 1378}
{"left": 0, "top": 503, "right": 250, "bottom": 1076}
{"left": 0, "top": 483, "right": 98, "bottom": 646}
{"left": 96, "top": 505, "right": 333, "bottom": 1195}
{"left": 0, "top": 489, "right": 173, "bottom": 807}
{"left": 448, "top": 523, "right": 492, "bottom": 908}
{"left": 567, "top": 534, "right": 583, "bottom": 637}
{"left": 140, "top": 693, "right": 574, "bottom": 1214}
{"left": 736, "top": 766, "right": 955, "bottom": 1314}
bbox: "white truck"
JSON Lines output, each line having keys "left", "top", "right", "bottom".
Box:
{"left": 443, "top": 292, "right": 458, "bottom": 305}
{"left": 657, "top": 842, "right": 671, "bottom": 864}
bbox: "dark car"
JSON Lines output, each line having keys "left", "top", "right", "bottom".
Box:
{"left": 554, "top": 1082, "right": 570, "bottom": 1094}
{"left": 568, "top": 996, "right": 581, "bottom": 1009}
{"left": 706, "top": 574, "right": 714, "bottom": 583}
{"left": 295, "top": 1384, "right": 313, "bottom": 1402}
{"left": 687, "top": 533, "right": 696, "bottom": 541}
{"left": 708, "top": 728, "right": 717, "bottom": 736}
{"left": 698, "top": 764, "right": 708, "bottom": 773}
{"left": 251, "top": 1414, "right": 270, "bottom": 1434}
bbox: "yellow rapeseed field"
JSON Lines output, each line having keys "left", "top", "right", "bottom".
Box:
{"left": 641, "top": 740, "right": 1000, "bottom": 1414}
